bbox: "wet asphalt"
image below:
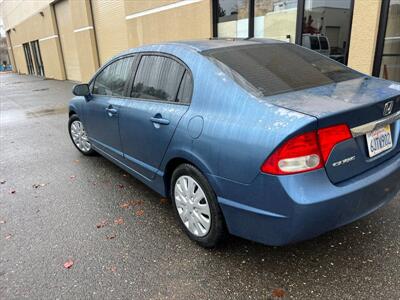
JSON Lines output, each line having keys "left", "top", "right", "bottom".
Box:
{"left": 0, "top": 73, "right": 399, "bottom": 300}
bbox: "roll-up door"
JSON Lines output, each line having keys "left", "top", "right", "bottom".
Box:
{"left": 91, "top": 0, "right": 128, "bottom": 65}
{"left": 55, "top": 0, "right": 81, "bottom": 81}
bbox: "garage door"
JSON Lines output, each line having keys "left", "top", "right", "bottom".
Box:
{"left": 55, "top": 0, "right": 81, "bottom": 81}
{"left": 91, "top": 0, "right": 128, "bottom": 65}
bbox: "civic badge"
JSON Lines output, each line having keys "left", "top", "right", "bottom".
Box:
{"left": 383, "top": 101, "right": 394, "bottom": 116}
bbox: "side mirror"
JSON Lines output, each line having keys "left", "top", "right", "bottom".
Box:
{"left": 72, "top": 84, "right": 90, "bottom": 97}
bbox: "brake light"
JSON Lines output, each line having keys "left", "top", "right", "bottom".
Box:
{"left": 261, "top": 124, "right": 351, "bottom": 175}
{"left": 317, "top": 124, "right": 352, "bottom": 162}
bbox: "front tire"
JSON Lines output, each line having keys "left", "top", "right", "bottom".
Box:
{"left": 68, "top": 114, "right": 96, "bottom": 156}
{"left": 171, "top": 164, "right": 227, "bottom": 248}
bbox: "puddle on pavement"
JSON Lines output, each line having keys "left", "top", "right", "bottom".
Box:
{"left": 26, "top": 106, "right": 68, "bottom": 118}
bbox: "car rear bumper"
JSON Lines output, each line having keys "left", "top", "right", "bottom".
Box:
{"left": 214, "top": 152, "right": 400, "bottom": 246}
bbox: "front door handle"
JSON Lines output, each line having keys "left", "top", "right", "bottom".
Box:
{"left": 105, "top": 107, "right": 118, "bottom": 117}
{"left": 150, "top": 114, "right": 170, "bottom": 125}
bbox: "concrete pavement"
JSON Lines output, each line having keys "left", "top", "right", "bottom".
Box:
{"left": 1, "top": 73, "right": 399, "bottom": 299}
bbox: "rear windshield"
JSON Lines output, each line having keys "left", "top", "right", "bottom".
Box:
{"left": 310, "top": 36, "right": 320, "bottom": 50}
{"left": 203, "top": 43, "right": 362, "bottom": 96}
{"left": 319, "top": 37, "right": 329, "bottom": 50}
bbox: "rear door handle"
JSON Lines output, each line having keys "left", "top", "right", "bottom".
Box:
{"left": 150, "top": 115, "right": 170, "bottom": 125}
{"left": 105, "top": 107, "right": 118, "bottom": 117}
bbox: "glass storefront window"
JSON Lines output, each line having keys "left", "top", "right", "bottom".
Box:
{"left": 217, "top": 0, "right": 250, "bottom": 38}
{"left": 254, "top": 0, "right": 298, "bottom": 43}
{"left": 302, "top": 0, "right": 352, "bottom": 64}
{"left": 379, "top": 0, "right": 400, "bottom": 82}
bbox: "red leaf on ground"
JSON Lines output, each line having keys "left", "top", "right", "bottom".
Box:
{"left": 110, "top": 266, "right": 117, "bottom": 273}
{"left": 106, "top": 234, "right": 116, "bottom": 240}
{"left": 272, "top": 288, "right": 285, "bottom": 298}
{"left": 114, "top": 218, "right": 124, "bottom": 225}
{"left": 63, "top": 259, "right": 74, "bottom": 269}
{"left": 5, "top": 234, "right": 12, "bottom": 240}
{"left": 96, "top": 220, "right": 107, "bottom": 229}
{"left": 135, "top": 210, "right": 144, "bottom": 217}
{"left": 160, "top": 198, "right": 169, "bottom": 204}
{"left": 119, "top": 200, "right": 143, "bottom": 209}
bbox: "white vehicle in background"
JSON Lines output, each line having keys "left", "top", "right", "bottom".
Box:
{"left": 302, "top": 34, "right": 330, "bottom": 57}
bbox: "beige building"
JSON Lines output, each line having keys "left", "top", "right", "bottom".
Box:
{"left": 1, "top": 0, "right": 399, "bottom": 83}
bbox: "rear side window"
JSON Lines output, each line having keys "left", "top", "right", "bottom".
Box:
{"left": 319, "top": 37, "right": 329, "bottom": 50}
{"left": 131, "top": 55, "right": 185, "bottom": 102}
{"left": 203, "top": 43, "right": 362, "bottom": 96}
{"left": 93, "top": 56, "right": 135, "bottom": 96}
{"left": 177, "top": 71, "right": 193, "bottom": 104}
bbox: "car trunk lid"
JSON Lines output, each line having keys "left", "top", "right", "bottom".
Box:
{"left": 265, "top": 77, "right": 400, "bottom": 183}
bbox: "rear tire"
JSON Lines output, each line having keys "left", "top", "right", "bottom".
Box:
{"left": 68, "top": 114, "right": 96, "bottom": 156}
{"left": 171, "top": 164, "right": 227, "bottom": 248}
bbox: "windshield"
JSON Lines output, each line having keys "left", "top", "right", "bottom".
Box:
{"left": 203, "top": 43, "right": 362, "bottom": 96}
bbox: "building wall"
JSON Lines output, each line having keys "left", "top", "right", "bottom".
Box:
{"left": 2, "top": 0, "right": 212, "bottom": 82}
{"left": 6, "top": 6, "right": 65, "bottom": 80}
{"left": 347, "top": 0, "right": 382, "bottom": 74}
{"left": 1, "top": 0, "right": 387, "bottom": 83}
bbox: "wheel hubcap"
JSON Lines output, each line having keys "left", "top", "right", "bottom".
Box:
{"left": 174, "top": 175, "right": 211, "bottom": 237}
{"left": 70, "top": 120, "right": 91, "bottom": 152}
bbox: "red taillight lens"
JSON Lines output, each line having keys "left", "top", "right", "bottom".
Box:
{"left": 317, "top": 124, "right": 352, "bottom": 162}
{"left": 261, "top": 124, "right": 351, "bottom": 175}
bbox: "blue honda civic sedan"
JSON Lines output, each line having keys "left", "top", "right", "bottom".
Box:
{"left": 68, "top": 39, "right": 400, "bottom": 248}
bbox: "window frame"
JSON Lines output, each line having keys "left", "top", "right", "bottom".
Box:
{"left": 89, "top": 54, "right": 138, "bottom": 99}
{"left": 127, "top": 52, "right": 193, "bottom": 106}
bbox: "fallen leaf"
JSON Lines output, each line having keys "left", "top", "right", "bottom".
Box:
{"left": 5, "top": 234, "right": 12, "bottom": 240}
{"left": 272, "top": 288, "right": 285, "bottom": 298}
{"left": 0, "top": 180, "right": 6, "bottom": 184}
{"left": 160, "top": 198, "right": 169, "bottom": 204}
{"left": 119, "top": 199, "right": 143, "bottom": 209}
{"left": 114, "top": 218, "right": 124, "bottom": 225}
{"left": 110, "top": 266, "right": 117, "bottom": 273}
{"left": 9, "top": 189, "right": 16, "bottom": 194}
{"left": 70, "top": 175, "right": 76, "bottom": 179}
{"left": 0, "top": 220, "right": 6, "bottom": 224}
{"left": 135, "top": 210, "right": 144, "bottom": 217}
{"left": 96, "top": 220, "right": 108, "bottom": 229}
{"left": 63, "top": 259, "right": 74, "bottom": 269}
{"left": 73, "top": 160, "right": 80, "bottom": 164}
{"left": 106, "top": 234, "right": 116, "bottom": 240}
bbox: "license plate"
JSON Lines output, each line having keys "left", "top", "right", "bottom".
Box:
{"left": 366, "top": 125, "right": 393, "bottom": 157}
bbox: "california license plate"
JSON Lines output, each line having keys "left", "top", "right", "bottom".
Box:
{"left": 366, "top": 125, "right": 393, "bottom": 157}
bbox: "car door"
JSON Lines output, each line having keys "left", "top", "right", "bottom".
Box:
{"left": 84, "top": 55, "right": 136, "bottom": 159}
{"left": 119, "top": 54, "right": 193, "bottom": 179}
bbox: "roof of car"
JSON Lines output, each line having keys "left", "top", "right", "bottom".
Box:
{"left": 164, "top": 38, "right": 285, "bottom": 52}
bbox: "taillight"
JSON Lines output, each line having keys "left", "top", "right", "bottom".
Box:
{"left": 261, "top": 124, "right": 351, "bottom": 175}
{"left": 317, "top": 124, "right": 352, "bottom": 162}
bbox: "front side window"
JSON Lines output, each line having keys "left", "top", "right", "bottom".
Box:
{"left": 131, "top": 55, "right": 185, "bottom": 102}
{"left": 204, "top": 43, "right": 362, "bottom": 96}
{"left": 93, "top": 56, "right": 135, "bottom": 97}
